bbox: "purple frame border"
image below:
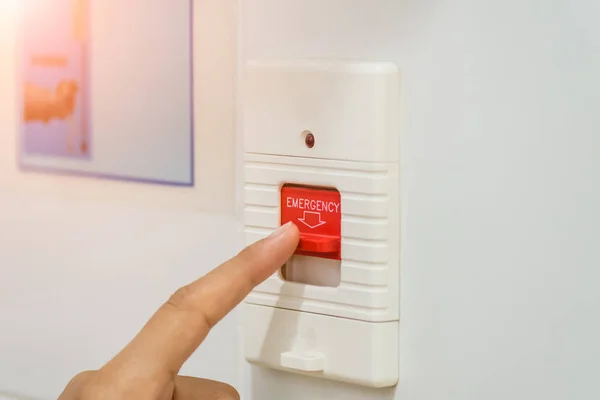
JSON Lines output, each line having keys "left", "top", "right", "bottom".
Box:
{"left": 16, "top": 0, "right": 196, "bottom": 187}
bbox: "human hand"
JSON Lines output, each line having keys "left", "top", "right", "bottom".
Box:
{"left": 23, "top": 80, "right": 79, "bottom": 123}
{"left": 58, "top": 222, "right": 300, "bottom": 400}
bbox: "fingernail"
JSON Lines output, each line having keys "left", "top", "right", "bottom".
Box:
{"left": 267, "top": 221, "right": 293, "bottom": 240}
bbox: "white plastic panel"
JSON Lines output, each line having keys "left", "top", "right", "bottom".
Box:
{"left": 244, "top": 153, "right": 399, "bottom": 322}
{"left": 243, "top": 59, "right": 399, "bottom": 163}
{"left": 242, "top": 59, "right": 400, "bottom": 387}
{"left": 244, "top": 303, "right": 399, "bottom": 388}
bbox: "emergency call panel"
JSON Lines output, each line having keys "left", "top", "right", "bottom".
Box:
{"left": 241, "top": 59, "right": 400, "bottom": 387}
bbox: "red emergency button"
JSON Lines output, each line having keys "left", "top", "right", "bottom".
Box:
{"left": 281, "top": 184, "right": 342, "bottom": 260}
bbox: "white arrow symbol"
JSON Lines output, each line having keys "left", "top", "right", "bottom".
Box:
{"left": 298, "top": 211, "right": 327, "bottom": 229}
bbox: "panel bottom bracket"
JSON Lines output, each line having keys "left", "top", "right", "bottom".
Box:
{"left": 243, "top": 303, "right": 399, "bottom": 388}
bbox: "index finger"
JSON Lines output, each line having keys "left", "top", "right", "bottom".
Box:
{"left": 98, "top": 222, "right": 299, "bottom": 381}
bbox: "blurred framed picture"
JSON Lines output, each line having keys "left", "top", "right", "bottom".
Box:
{"left": 18, "top": 0, "right": 194, "bottom": 186}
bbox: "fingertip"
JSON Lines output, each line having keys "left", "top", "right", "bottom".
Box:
{"left": 265, "top": 221, "right": 300, "bottom": 252}
{"left": 269, "top": 221, "right": 300, "bottom": 241}
{"left": 237, "top": 222, "right": 299, "bottom": 277}
{"left": 284, "top": 220, "right": 301, "bottom": 240}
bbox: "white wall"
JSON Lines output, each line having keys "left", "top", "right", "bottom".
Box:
{"left": 0, "top": 1, "right": 240, "bottom": 399}
{"left": 240, "top": 0, "right": 600, "bottom": 399}
{"left": 2, "top": 0, "right": 600, "bottom": 400}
